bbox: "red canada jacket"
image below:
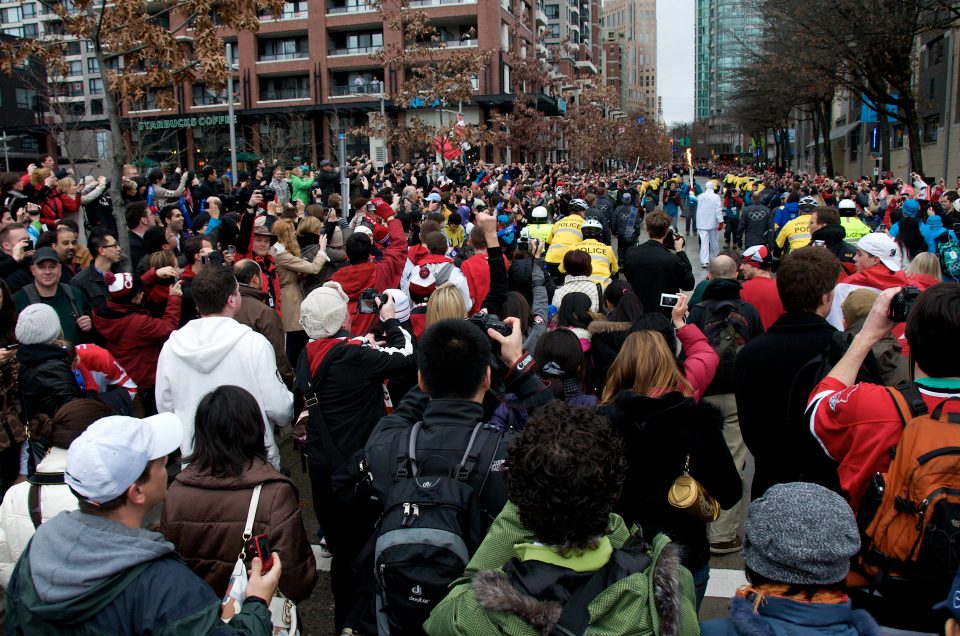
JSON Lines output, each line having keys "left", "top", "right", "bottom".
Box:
{"left": 330, "top": 216, "right": 407, "bottom": 336}
{"left": 92, "top": 294, "right": 181, "bottom": 388}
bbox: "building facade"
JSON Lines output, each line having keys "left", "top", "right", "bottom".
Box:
{"left": 600, "top": 0, "right": 657, "bottom": 116}
{"left": 1, "top": 0, "right": 550, "bottom": 171}
{"left": 694, "top": 0, "right": 761, "bottom": 158}
{"left": 789, "top": 26, "right": 959, "bottom": 184}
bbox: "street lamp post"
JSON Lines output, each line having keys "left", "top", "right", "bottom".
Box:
{"left": 226, "top": 43, "right": 238, "bottom": 184}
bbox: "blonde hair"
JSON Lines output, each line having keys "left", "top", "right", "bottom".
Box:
{"left": 425, "top": 284, "right": 466, "bottom": 326}
{"left": 297, "top": 215, "right": 322, "bottom": 236}
{"left": 56, "top": 177, "right": 75, "bottom": 194}
{"left": 148, "top": 250, "right": 177, "bottom": 270}
{"left": 31, "top": 168, "right": 50, "bottom": 187}
{"left": 906, "top": 252, "right": 942, "bottom": 279}
{"left": 271, "top": 218, "right": 300, "bottom": 257}
{"left": 601, "top": 331, "right": 693, "bottom": 403}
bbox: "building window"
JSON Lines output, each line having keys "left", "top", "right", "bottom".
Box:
{"left": 90, "top": 99, "right": 104, "bottom": 115}
{"left": 546, "top": 23, "right": 559, "bottom": 38}
{"left": 892, "top": 125, "right": 904, "bottom": 148}
{"left": 15, "top": 88, "right": 36, "bottom": 110}
{"left": 96, "top": 130, "right": 108, "bottom": 160}
{"left": 62, "top": 41, "right": 81, "bottom": 56}
{"left": 21, "top": 3, "right": 36, "bottom": 18}
{"left": 88, "top": 78, "right": 103, "bottom": 94}
{"left": 929, "top": 77, "right": 936, "bottom": 99}
{"left": 192, "top": 83, "right": 228, "bottom": 106}
{"left": 87, "top": 58, "right": 99, "bottom": 74}
{"left": 68, "top": 102, "right": 85, "bottom": 117}
{"left": 928, "top": 37, "right": 945, "bottom": 67}
{"left": 66, "top": 60, "right": 82, "bottom": 76}
{"left": 260, "top": 1, "right": 307, "bottom": 19}
{"left": 544, "top": 3, "right": 559, "bottom": 18}
{"left": 923, "top": 114, "right": 939, "bottom": 143}
{"left": 258, "top": 36, "right": 309, "bottom": 61}
{"left": 259, "top": 75, "right": 310, "bottom": 101}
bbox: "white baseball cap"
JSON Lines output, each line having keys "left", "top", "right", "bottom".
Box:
{"left": 857, "top": 232, "right": 902, "bottom": 272}
{"left": 65, "top": 413, "right": 183, "bottom": 505}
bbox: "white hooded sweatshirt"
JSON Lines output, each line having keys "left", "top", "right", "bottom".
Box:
{"left": 155, "top": 316, "right": 293, "bottom": 467}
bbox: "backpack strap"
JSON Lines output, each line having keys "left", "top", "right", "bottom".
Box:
{"left": 60, "top": 284, "right": 80, "bottom": 319}
{"left": 550, "top": 536, "right": 653, "bottom": 636}
{"left": 393, "top": 421, "right": 424, "bottom": 481}
{"left": 296, "top": 345, "right": 349, "bottom": 468}
{"left": 23, "top": 284, "right": 40, "bottom": 306}
{"left": 25, "top": 472, "right": 64, "bottom": 530}
{"left": 453, "top": 421, "right": 488, "bottom": 482}
{"left": 886, "top": 381, "right": 928, "bottom": 429}
{"left": 28, "top": 483, "right": 42, "bottom": 529}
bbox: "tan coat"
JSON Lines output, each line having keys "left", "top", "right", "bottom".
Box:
{"left": 271, "top": 244, "right": 329, "bottom": 333}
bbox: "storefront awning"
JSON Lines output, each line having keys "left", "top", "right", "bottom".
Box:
{"left": 829, "top": 121, "right": 861, "bottom": 141}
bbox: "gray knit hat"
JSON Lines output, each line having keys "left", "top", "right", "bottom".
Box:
{"left": 15, "top": 303, "right": 62, "bottom": 345}
{"left": 299, "top": 282, "right": 349, "bottom": 339}
{"left": 743, "top": 482, "right": 860, "bottom": 585}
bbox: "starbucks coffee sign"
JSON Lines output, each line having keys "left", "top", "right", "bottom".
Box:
{"left": 137, "top": 114, "right": 238, "bottom": 131}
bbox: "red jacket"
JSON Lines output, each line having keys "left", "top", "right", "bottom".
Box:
{"left": 40, "top": 192, "right": 80, "bottom": 227}
{"left": 92, "top": 295, "right": 181, "bottom": 388}
{"left": 808, "top": 376, "right": 960, "bottom": 511}
{"left": 330, "top": 217, "right": 407, "bottom": 336}
{"left": 740, "top": 276, "right": 784, "bottom": 330}
{"left": 676, "top": 323, "right": 719, "bottom": 403}
{"left": 460, "top": 251, "right": 510, "bottom": 315}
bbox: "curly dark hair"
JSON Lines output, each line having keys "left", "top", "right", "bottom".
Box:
{"left": 506, "top": 402, "right": 626, "bottom": 553}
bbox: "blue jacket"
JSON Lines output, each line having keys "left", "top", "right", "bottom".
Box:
{"left": 773, "top": 202, "right": 800, "bottom": 230}
{"left": 701, "top": 595, "right": 881, "bottom": 636}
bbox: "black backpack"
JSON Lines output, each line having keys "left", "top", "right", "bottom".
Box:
{"left": 374, "top": 420, "right": 501, "bottom": 636}
{"left": 699, "top": 299, "right": 751, "bottom": 393}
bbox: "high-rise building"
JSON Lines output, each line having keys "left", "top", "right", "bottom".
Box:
{"left": 600, "top": 0, "right": 657, "bottom": 116}
{"left": 542, "top": 0, "right": 601, "bottom": 81}
{"left": 695, "top": 0, "right": 762, "bottom": 157}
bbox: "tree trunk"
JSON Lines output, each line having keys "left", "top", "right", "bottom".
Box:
{"left": 902, "top": 98, "right": 924, "bottom": 177}
{"left": 878, "top": 110, "right": 891, "bottom": 175}
{"left": 93, "top": 44, "right": 131, "bottom": 272}
{"left": 818, "top": 100, "right": 835, "bottom": 176}
{"left": 812, "top": 113, "right": 822, "bottom": 174}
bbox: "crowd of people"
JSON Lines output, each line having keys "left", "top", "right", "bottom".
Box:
{"left": 0, "top": 151, "right": 957, "bottom": 636}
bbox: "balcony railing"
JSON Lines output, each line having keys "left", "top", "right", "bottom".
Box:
{"left": 409, "top": 0, "right": 476, "bottom": 6}
{"left": 326, "top": 2, "right": 376, "bottom": 15}
{"left": 259, "top": 89, "right": 310, "bottom": 101}
{"left": 328, "top": 45, "right": 382, "bottom": 56}
{"left": 258, "top": 52, "right": 309, "bottom": 62}
{"left": 330, "top": 84, "right": 384, "bottom": 97}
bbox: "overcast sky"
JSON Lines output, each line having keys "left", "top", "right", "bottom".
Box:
{"left": 656, "top": 0, "right": 695, "bottom": 124}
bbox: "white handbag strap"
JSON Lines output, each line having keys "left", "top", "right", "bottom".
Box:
{"left": 238, "top": 484, "right": 263, "bottom": 560}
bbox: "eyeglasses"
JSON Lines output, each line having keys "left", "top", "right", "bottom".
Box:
{"left": 102, "top": 242, "right": 119, "bottom": 248}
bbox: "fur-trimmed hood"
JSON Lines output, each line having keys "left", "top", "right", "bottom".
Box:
{"left": 588, "top": 320, "right": 632, "bottom": 335}
{"left": 471, "top": 540, "right": 686, "bottom": 635}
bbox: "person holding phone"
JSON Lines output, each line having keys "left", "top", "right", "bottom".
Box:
{"left": 161, "top": 386, "right": 317, "bottom": 603}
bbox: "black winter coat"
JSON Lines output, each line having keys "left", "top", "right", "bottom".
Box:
{"left": 734, "top": 312, "right": 841, "bottom": 499}
{"left": 622, "top": 240, "right": 695, "bottom": 318}
{"left": 598, "top": 391, "right": 742, "bottom": 572}
{"left": 811, "top": 224, "right": 856, "bottom": 267}
{"left": 16, "top": 343, "right": 84, "bottom": 422}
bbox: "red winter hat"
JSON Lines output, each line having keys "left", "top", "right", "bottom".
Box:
{"left": 370, "top": 198, "right": 394, "bottom": 220}
{"left": 104, "top": 271, "right": 143, "bottom": 303}
{"left": 372, "top": 224, "right": 389, "bottom": 244}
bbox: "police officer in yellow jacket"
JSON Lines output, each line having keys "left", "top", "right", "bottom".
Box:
{"left": 545, "top": 199, "right": 587, "bottom": 282}
{"left": 561, "top": 218, "right": 619, "bottom": 287}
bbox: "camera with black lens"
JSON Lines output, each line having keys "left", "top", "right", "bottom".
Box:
{"left": 468, "top": 313, "right": 512, "bottom": 338}
{"left": 358, "top": 288, "right": 388, "bottom": 315}
{"left": 888, "top": 285, "right": 920, "bottom": 323}
{"left": 261, "top": 188, "right": 276, "bottom": 203}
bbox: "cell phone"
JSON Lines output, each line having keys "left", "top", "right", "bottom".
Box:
{"left": 226, "top": 245, "right": 236, "bottom": 257}
{"left": 4, "top": 343, "right": 19, "bottom": 350}
{"left": 248, "top": 534, "right": 273, "bottom": 572}
{"left": 201, "top": 255, "right": 209, "bottom": 265}
{"left": 660, "top": 293, "right": 680, "bottom": 308}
